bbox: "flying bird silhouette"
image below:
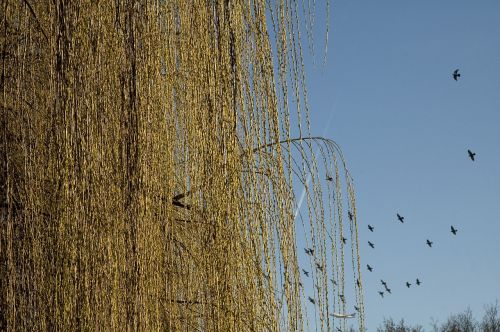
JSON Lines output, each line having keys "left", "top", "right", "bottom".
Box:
{"left": 378, "top": 291, "right": 384, "bottom": 298}
{"left": 308, "top": 297, "right": 315, "bottom": 305}
{"left": 381, "top": 280, "right": 387, "bottom": 287}
{"left": 368, "top": 241, "right": 375, "bottom": 249}
{"left": 342, "top": 237, "right": 347, "bottom": 244}
{"left": 426, "top": 239, "right": 433, "bottom": 247}
{"left": 326, "top": 175, "right": 333, "bottom": 182}
{"left": 406, "top": 282, "right": 411, "bottom": 288}
{"left": 304, "top": 248, "right": 314, "bottom": 256}
{"left": 348, "top": 211, "right": 354, "bottom": 221}
{"left": 354, "top": 305, "right": 360, "bottom": 312}
{"left": 453, "top": 69, "right": 461, "bottom": 81}
{"left": 468, "top": 149, "right": 476, "bottom": 161}
{"left": 416, "top": 278, "right": 421, "bottom": 286}
{"left": 331, "top": 278, "right": 338, "bottom": 286}
{"left": 386, "top": 288, "right": 392, "bottom": 294}
{"left": 397, "top": 213, "right": 405, "bottom": 223}
{"left": 367, "top": 264, "right": 373, "bottom": 272}
{"left": 451, "top": 226, "right": 458, "bottom": 235}
{"left": 315, "top": 262, "right": 324, "bottom": 272}
{"left": 337, "top": 327, "right": 342, "bottom": 332}
{"left": 368, "top": 224, "right": 374, "bottom": 232}
{"left": 302, "top": 269, "right": 310, "bottom": 277}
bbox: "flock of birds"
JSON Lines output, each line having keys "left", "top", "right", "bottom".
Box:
{"left": 366, "top": 211, "right": 460, "bottom": 300}
{"left": 364, "top": 69, "right": 474, "bottom": 300}
{"left": 300, "top": 69, "right": 475, "bottom": 321}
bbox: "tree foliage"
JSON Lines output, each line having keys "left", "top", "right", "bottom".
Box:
{"left": 1, "top": 1, "right": 363, "bottom": 331}
{"left": 376, "top": 301, "right": 500, "bottom": 332}
{"left": 377, "top": 318, "right": 423, "bottom": 332}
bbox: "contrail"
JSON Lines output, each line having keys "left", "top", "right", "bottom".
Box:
{"left": 293, "top": 109, "right": 335, "bottom": 220}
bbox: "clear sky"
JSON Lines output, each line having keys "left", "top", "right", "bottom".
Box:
{"left": 296, "top": 0, "right": 500, "bottom": 330}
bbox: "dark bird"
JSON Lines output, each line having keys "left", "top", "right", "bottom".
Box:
{"left": 386, "top": 288, "right": 392, "bottom": 294}
{"left": 331, "top": 278, "right": 338, "bottom": 286}
{"left": 406, "top": 282, "right": 411, "bottom": 288}
{"left": 378, "top": 291, "right": 384, "bottom": 298}
{"left": 299, "top": 282, "right": 303, "bottom": 287}
{"left": 348, "top": 211, "right": 354, "bottom": 221}
{"left": 397, "top": 213, "right": 405, "bottom": 223}
{"left": 354, "top": 305, "right": 360, "bottom": 312}
{"left": 416, "top": 278, "right": 421, "bottom": 286}
{"left": 426, "top": 239, "right": 433, "bottom": 247}
{"left": 326, "top": 175, "right": 333, "bottom": 182}
{"left": 367, "top": 264, "right": 373, "bottom": 272}
{"left": 381, "top": 279, "right": 387, "bottom": 287}
{"left": 368, "top": 241, "right": 375, "bottom": 249}
{"left": 302, "top": 269, "right": 310, "bottom": 277}
{"left": 337, "top": 328, "right": 342, "bottom": 332}
{"left": 315, "top": 262, "right": 324, "bottom": 272}
{"left": 368, "top": 224, "right": 374, "bottom": 232}
{"left": 356, "top": 279, "right": 361, "bottom": 288}
{"left": 451, "top": 225, "right": 458, "bottom": 235}
{"left": 453, "top": 69, "right": 461, "bottom": 81}
{"left": 342, "top": 237, "right": 347, "bottom": 244}
{"left": 468, "top": 149, "right": 476, "bottom": 161}
{"left": 308, "top": 297, "right": 315, "bottom": 305}
{"left": 304, "top": 248, "right": 314, "bottom": 256}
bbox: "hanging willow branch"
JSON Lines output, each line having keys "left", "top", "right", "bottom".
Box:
{"left": 1, "top": 0, "right": 364, "bottom": 331}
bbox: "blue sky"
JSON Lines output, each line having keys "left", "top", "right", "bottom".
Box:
{"left": 295, "top": 0, "right": 500, "bottom": 329}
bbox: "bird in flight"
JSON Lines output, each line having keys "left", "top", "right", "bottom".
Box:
{"left": 302, "top": 269, "right": 310, "bottom": 277}
{"left": 397, "top": 213, "right": 405, "bottom": 223}
{"left": 451, "top": 225, "right": 458, "bottom": 235}
{"left": 308, "top": 297, "right": 315, "bottom": 305}
{"left": 304, "top": 248, "right": 314, "bottom": 256}
{"left": 426, "top": 239, "right": 433, "bottom": 247}
{"left": 326, "top": 175, "right": 333, "bottom": 182}
{"left": 315, "top": 262, "right": 324, "bottom": 272}
{"left": 331, "top": 278, "right": 338, "bottom": 286}
{"left": 386, "top": 288, "right": 392, "bottom": 294}
{"left": 378, "top": 291, "right": 384, "bottom": 298}
{"left": 453, "top": 69, "right": 461, "bottom": 81}
{"left": 342, "top": 237, "right": 347, "bottom": 244}
{"left": 368, "top": 241, "right": 375, "bottom": 249}
{"left": 368, "top": 224, "right": 374, "bottom": 232}
{"left": 336, "top": 327, "right": 342, "bottom": 332}
{"left": 468, "top": 149, "right": 476, "bottom": 161}
{"left": 381, "top": 279, "right": 387, "bottom": 287}
{"left": 416, "top": 278, "right": 421, "bottom": 286}
{"left": 354, "top": 305, "right": 360, "bottom": 312}
{"left": 406, "top": 282, "right": 411, "bottom": 288}
{"left": 367, "top": 264, "right": 373, "bottom": 272}
{"left": 348, "top": 211, "right": 354, "bottom": 221}
{"left": 356, "top": 279, "right": 361, "bottom": 288}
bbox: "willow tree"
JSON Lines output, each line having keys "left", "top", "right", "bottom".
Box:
{"left": 1, "top": 1, "right": 364, "bottom": 331}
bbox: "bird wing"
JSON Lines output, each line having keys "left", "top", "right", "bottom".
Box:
{"left": 331, "top": 313, "right": 356, "bottom": 318}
